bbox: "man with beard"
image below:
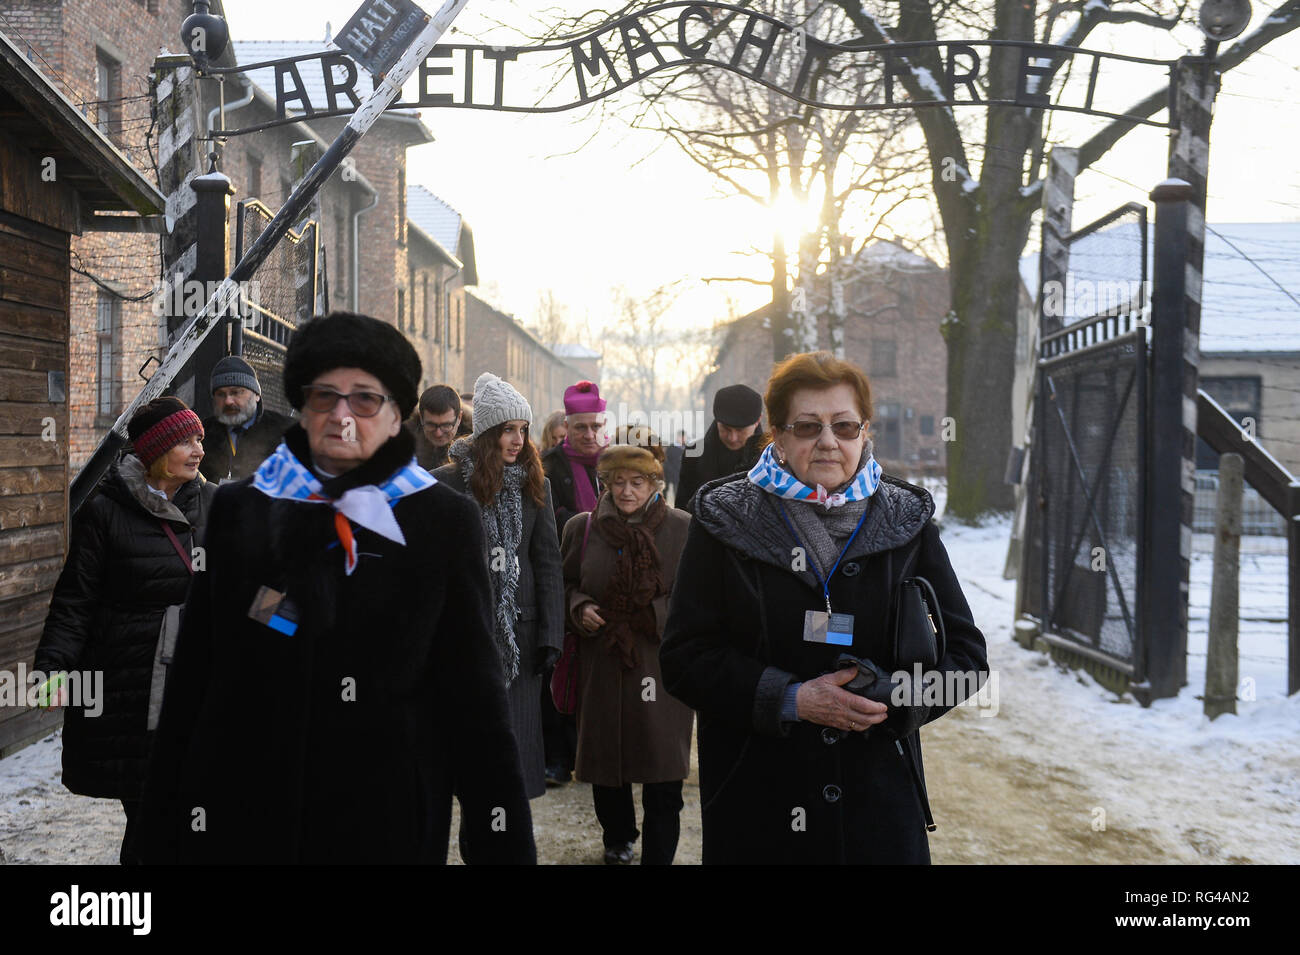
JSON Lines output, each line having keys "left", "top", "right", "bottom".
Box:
{"left": 198, "top": 356, "right": 293, "bottom": 483}
{"left": 675, "top": 384, "right": 764, "bottom": 515}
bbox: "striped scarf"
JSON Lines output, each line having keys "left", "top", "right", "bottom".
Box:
{"left": 746, "top": 442, "right": 882, "bottom": 508}
{"left": 252, "top": 440, "right": 437, "bottom": 575}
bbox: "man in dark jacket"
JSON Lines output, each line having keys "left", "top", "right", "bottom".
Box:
{"left": 541, "top": 380, "right": 606, "bottom": 538}
{"left": 405, "top": 384, "right": 462, "bottom": 470}
{"left": 539, "top": 379, "right": 606, "bottom": 786}
{"left": 199, "top": 356, "right": 292, "bottom": 483}
{"left": 675, "top": 384, "right": 765, "bottom": 514}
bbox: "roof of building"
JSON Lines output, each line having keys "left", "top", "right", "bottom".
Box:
{"left": 0, "top": 29, "right": 166, "bottom": 216}
{"left": 1020, "top": 221, "right": 1300, "bottom": 353}
{"left": 230, "top": 40, "right": 433, "bottom": 141}
{"left": 407, "top": 184, "right": 477, "bottom": 285}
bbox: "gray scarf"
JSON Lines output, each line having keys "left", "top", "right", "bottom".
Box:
{"left": 450, "top": 442, "right": 524, "bottom": 683}
{"left": 778, "top": 443, "right": 875, "bottom": 581}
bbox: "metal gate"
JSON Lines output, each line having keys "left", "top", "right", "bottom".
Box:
{"left": 1023, "top": 203, "right": 1148, "bottom": 681}
{"left": 232, "top": 199, "right": 320, "bottom": 416}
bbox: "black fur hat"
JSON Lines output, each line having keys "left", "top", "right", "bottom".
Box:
{"left": 283, "top": 311, "right": 422, "bottom": 419}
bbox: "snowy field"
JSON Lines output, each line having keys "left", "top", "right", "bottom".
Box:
{"left": 1, "top": 515, "right": 1296, "bottom": 864}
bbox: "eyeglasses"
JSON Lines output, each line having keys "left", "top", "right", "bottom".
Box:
{"left": 781, "top": 420, "right": 866, "bottom": 441}
{"left": 425, "top": 420, "right": 458, "bottom": 433}
{"left": 301, "top": 385, "right": 394, "bottom": 418}
{"left": 609, "top": 476, "right": 649, "bottom": 491}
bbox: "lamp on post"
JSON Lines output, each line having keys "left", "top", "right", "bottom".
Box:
{"left": 1197, "top": 0, "right": 1253, "bottom": 60}
{"left": 181, "top": 0, "right": 229, "bottom": 73}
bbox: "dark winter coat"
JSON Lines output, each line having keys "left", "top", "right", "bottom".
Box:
{"left": 660, "top": 473, "right": 988, "bottom": 864}
{"left": 34, "top": 455, "right": 215, "bottom": 800}
{"left": 560, "top": 495, "right": 694, "bottom": 788}
{"left": 199, "top": 403, "right": 293, "bottom": 483}
{"left": 431, "top": 462, "right": 565, "bottom": 799}
{"left": 134, "top": 425, "right": 536, "bottom": 864}
{"left": 541, "top": 443, "right": 600, "bottom": 535}
{"left": 674, "top": 421, "right": 764, "bottom": 515}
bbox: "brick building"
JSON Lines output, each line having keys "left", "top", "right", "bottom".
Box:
{"left": 0, "top": 0, "right": 486, "bottom": 468}
{"left": 703, "top": 241, "right": 954, "bottom": 476}
{"left": 462, "top": 290, "right": 584, "bottom": 421}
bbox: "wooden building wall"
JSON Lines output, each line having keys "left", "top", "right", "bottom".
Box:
{"left": 0, "top": 133, "right": 75, "bottom": 757}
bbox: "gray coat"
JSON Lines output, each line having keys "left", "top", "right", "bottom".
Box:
{"left": 432, "top": 463, "right": 565, "bottom": 799}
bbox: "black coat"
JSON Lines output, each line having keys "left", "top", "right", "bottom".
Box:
{"left": 431, "top": 461, "right": 565, "bottom": 799}
{"left": 199, "top": 404, "right": 293, "bottom": 483}
{"left": 660, "top": 473, "right": 987, "bottom": 864}
{"left": 541, "top": 444, "right": 600, "bottom": 536}
{"left": 674, "top": 421, "right": 763, "bottom": 515}
{"left": 34, "top": 456, "right": 215, "bottom": 800}
{"left": 134, "top": 425, "right": 536, "bottom": 864}
{"left": 405, "top": 417, "right": 451, "bottom": 471}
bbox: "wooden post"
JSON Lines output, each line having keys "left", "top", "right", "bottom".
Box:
{"left": 1205, "top": 452, "right": 1242, "bottom": 719}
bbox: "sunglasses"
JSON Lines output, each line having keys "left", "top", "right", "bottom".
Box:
{"left": 781, "top": 420, "right": 866, "bottom": 441}
{"left": 302, "top": 385, "right": 395, "bottom": 418}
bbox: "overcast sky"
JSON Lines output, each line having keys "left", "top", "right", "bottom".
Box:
{"left": 218, "top": 0, "right": 1300, "bottom": 345}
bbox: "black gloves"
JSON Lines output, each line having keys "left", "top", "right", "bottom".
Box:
{"left": 834, "top": 653, "right": 931, "bottom": 740}
{"left": 534, "top": 645, "right": 561, "bottom": 676}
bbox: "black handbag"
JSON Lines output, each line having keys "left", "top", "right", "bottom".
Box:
{"left": 891, "top": 539, "right": 946, "bottom": 671}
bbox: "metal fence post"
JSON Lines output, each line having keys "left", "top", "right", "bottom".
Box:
{"left": 1205, "top": 452, "right": 1242, "bottom": 718}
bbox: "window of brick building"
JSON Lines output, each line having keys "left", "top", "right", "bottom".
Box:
{"left": 335, "top": 212, "right": 346, "bottom": 302}
{"left": 94, "top": 50, "right": 121, "bottom": 142}
{"left": 397, "top": 167, "right": 406, "bottom": 244}
{"left": 397, "top": 288, "right": 405, "bottom": 332}
{"left": 422, "top": 275, "right": 429, "bottom": 337}
{"left": 919, "top": 415, "right": 935, "bottom": 436}
{"left": 96, "top": 292, "right": 120, "bottom": 417}
{"left": 870, "top": 339, "right": 897, "bottom": 378}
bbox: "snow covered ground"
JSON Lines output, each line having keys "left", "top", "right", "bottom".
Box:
{"left": 2, "top": 515, "right": 1295, "bottom": 864}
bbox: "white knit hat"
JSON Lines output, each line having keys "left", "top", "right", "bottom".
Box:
{"left": 471, "top": 372, "right": 533, "bottom": 438}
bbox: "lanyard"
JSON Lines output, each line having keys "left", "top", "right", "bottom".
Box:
{"left": 776, "top": 500, "right": 868, "bottom": 616}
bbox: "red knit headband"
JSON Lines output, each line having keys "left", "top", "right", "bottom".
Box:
{"left": 133, "top": 409, "right": 204, "bottom": 467}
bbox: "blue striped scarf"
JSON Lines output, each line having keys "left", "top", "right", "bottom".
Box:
{"left": 252, "top": 440, "right": 437, "bottom": 575}
{"left": 746, "top": 443, "right": 882, "bottom": 508}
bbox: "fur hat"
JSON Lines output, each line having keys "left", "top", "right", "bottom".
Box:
{"left": 283, "top": 311, "right": 422, "bottom": 419}
{"left": 614, "top": 424, "right": 666, "bottom": 463}
{"left": 597, "top": 444, "right": 664, "bottom": 481}
{"left": 471, "top": 372, "right": 533, "bottom": 438}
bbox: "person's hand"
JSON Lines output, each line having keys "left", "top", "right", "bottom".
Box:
{"left": 579, "top": 603, "right": 606, "bottom": 634}
{"left": 36, "top": 674, "right": 68, "bottom": 710}
{"left": 795, "top": 667, "right": 888, "bottom": 732}
{"left": 534, "top": 645, "right": 561, "bottom": 676}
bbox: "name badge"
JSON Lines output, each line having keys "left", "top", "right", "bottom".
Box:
{"left": 248, "top": 585, "right": 300, "bottom": 636}
{"left": 803, "top": 610, "right": 854, "bottom": 646}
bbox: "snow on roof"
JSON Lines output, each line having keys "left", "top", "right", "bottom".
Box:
{"left": 406, "top": 184, "right": 463, "bottom": 256}
{"left": 1019, "top": 221, "right": 1300, "bottom": 353}
{"left": 856, "top": 239, "right": 940, "bottom": 271}
{"left": 231, "top": 40, "right": 425, "bottom": 126}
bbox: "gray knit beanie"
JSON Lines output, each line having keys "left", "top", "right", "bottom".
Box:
{"left": 210, "top": 355, "right": 261, "bottom": 396}
{"left": 471, "top": 372, "right": 533, "bottom": 438}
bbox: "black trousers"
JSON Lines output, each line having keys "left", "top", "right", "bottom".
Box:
{"left": 591, "top": 781, "right": 684, "bottom": 865}
{"left": 540, "top": 671, "right": 576, "bottom": 772}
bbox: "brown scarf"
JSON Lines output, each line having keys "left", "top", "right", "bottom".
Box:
{"left": 594, "top": 492, "right": 668, "bottom": 668}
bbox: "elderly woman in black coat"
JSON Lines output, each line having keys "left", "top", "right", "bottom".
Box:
{"left": 433, "top": 372, "right": 565, "bottom": 801}
{"left": 135, "top": 312, "right": 535, "bottom": 864}
{"left": 35, "top": 396, "right": 215, "bottom": 864}
{"left": 660, "top": 350, "right": 988, "bottom": 864}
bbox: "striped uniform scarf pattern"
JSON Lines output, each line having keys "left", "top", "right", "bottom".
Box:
{"left": 251, "top": 440, "right": 437, "bottom": 575}
{"left": 746, "top": 442, "right": 882, "bottom": 508}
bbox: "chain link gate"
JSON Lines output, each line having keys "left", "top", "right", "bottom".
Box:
{"left": 232, "top": 199, "right": 321, "bottom": 416}
{"left": 1022, "top": 203, "right": 1148, "bottom": 686}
